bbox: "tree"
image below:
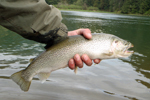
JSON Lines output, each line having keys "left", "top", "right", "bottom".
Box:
{"left": 46, "top": 0, "right": 60, "bottom": 5}
{"left": 46, "top": 0, "right": 150, "bottom": 15}
{"left": 85, "top": 0, "right": 95, "bottom": 6}
{"left": 66, "top": 0, "right": 77, "bottom": 4}
{"left": 131, "top": 4, "right": 138, "bottom": 14}
{"left": 74, "top": 0, "right": 84, "bottom": 6}
{"left": 139, "top": 0, "right": 150, "bottom": 14}
{"left": 121, "top": 0, "right": 131, "bottom": 14}
{"left": 99, "top": 0, "right": 109, "bottom": 10}
{"left": 93, "top": 0, "right": 100, "bottom": 8}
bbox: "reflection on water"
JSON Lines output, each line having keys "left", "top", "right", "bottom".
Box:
{"left": 62, "top": 10, "right": 150, "bottom": 79}
{"left": 0, "top": 11, "right": 150, "bottom": 100}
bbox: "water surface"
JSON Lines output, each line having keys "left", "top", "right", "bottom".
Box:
{"left": 0, "top": 11, "right": 150, "bottom": 100}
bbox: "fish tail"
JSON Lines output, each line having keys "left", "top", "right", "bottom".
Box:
{"left": 11, "top": 70, "right": 31, "bottom": 92}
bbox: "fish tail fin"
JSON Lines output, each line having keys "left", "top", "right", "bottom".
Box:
{"left": 11, "top": 70, "right": 31, "bottom": 92}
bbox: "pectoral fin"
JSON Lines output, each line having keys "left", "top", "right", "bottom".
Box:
{"left": 37, "top": 72, "right": 51, "bottom": 83}
{"left": 102, "top": 52, "right": 113, "bottom": 56}
{"left": 29, "top": 58, "right": 35, "bottom": 63}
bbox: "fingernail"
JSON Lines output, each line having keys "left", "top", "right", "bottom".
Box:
{"left": 95, "top": 59, "right": 100, "bottom": 64}
{"left": 70, "top": 59, "right": 74, "bottom": 64}
{"left": 84, "top": 55, "right": 88, "bottom": 61}
{"left": 75, "top": 55, "right": 80, "bottom": 61}
{"left": 87, "top": 33, "right": 92, "bottom": 38}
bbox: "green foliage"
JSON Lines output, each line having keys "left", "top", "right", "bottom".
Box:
{"left": 45, "top": 0, "right": 150, "bottom": 15}
{"left": 74, "top": 0, "right": 84, "bottom": 6}
{"left": 93, "top": 0, "right": 100, "bottom": 8}
{"left": 121, "top": 0, "right": 130, "bottom": 14}
{"left": 74, "top": 0, "right": 87, "bottom": 10}
{"left": 46, "top": 0, "right": 60, "bottom": 5}
{"left": 99, "top": 0, "right": 109, "bottom": 10}
{"left": 87, "top": 6, "right": 99, "bottom": 11}
{"left": 131, "top": 4, "right": 138, "bottom": 14}
{"left": 109, "top": 0, "right": 124, "bottom": 12}
{"left": 85, "top": 0, "right": 94, "bottom": 6}
{"left": 139, "top": 1, "right": 149, "bottom": 14}
{"left": 56, "top": 4, "right": 82, "bottom": 10}
{"left": 66, "top": 0, "right": 76, "bottom": 4}
{"left": 144, "top": 9, "right": 150, "bottom": 15}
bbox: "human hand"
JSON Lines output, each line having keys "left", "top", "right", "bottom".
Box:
{"left": 68, "top": 28, "right": 101, "bottom": 70}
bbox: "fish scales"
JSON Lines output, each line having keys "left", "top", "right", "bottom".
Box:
{"left": 26, "top": 34, "right": 112, "bottom": 74}
{"left": 11, "top": 33, "right": 134, "bottom": 91}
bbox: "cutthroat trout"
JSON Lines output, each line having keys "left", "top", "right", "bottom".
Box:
{"left": 11, "top": 33, "right": 134, "bottom": 91}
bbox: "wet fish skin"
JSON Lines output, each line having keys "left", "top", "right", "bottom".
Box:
{"left": 11, "top": 33, "right": 134, "bottom": 92}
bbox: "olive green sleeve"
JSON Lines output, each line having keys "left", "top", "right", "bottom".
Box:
{"left": 0, "top": 0, "right": 68, "bottom": 44}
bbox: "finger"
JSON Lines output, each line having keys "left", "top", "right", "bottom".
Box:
{"left": 94, "top": 59, "right": 101, "bottom": 64}
{"left": 82, "top": 32, "right": 92, "bottom": 39}
{"left": 80, "top": 29, "right": 92, "bottom": 39}
{"left": 81, "top": 54, "right": 92, "bottom": 66}
{"left": 68, "top": 31, "right": 77, "bottom": 36}
{"left": 74, "top": 54, "right": 83, "bottom": 68}
{"left": 68, "top": 28, "right": 92, "bottom": 39}
{"left": 68, "top": 59, "right": 75, "bottom": 70}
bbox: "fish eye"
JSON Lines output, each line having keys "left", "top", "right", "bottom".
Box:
{"left": 115, "top": 40, "right": 118, "bottom": 43}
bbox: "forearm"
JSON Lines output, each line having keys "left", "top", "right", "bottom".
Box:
{"left": 0, "top": 0, "right": 67, "bottom": 44}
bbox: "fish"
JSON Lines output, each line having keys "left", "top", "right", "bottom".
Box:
{"left": 11, "top": 33, "right": 134, "bottom": 92}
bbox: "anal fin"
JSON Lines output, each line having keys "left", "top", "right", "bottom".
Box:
{"left": 37, "top": 72, "right": 51, "bottom": 83}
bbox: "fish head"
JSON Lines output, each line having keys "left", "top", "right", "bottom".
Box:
{"left": 111, "top": 37, "right": 134, "bottom": 58}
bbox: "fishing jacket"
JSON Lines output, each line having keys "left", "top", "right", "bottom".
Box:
{"left": 0, "top": 0, "right": 68, "bottom": 48}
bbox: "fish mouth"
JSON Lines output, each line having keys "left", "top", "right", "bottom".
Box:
{"left": 125, "top": 44, "right": 134, "bottom": 54}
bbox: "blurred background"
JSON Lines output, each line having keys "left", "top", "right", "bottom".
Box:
{"left": 0, "top": 1, "right": 150, "bottom": 100}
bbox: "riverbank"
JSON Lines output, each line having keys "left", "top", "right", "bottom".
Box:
{"left": 54, "top": 5, "right": 150, "bottom": 16}
{"left": 54, "top": 4, "right": 114, "bottom": 13}
{"left": 60, "top": 8, "right": 116, "bottom": 14}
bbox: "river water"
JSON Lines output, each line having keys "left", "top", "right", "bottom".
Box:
{"left": 0, "top": 11, "right": 150, "bottom": 100}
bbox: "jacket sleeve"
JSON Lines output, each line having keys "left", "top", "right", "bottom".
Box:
{"left": 0, "top": 0, "right": 68, "bottom": 45}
